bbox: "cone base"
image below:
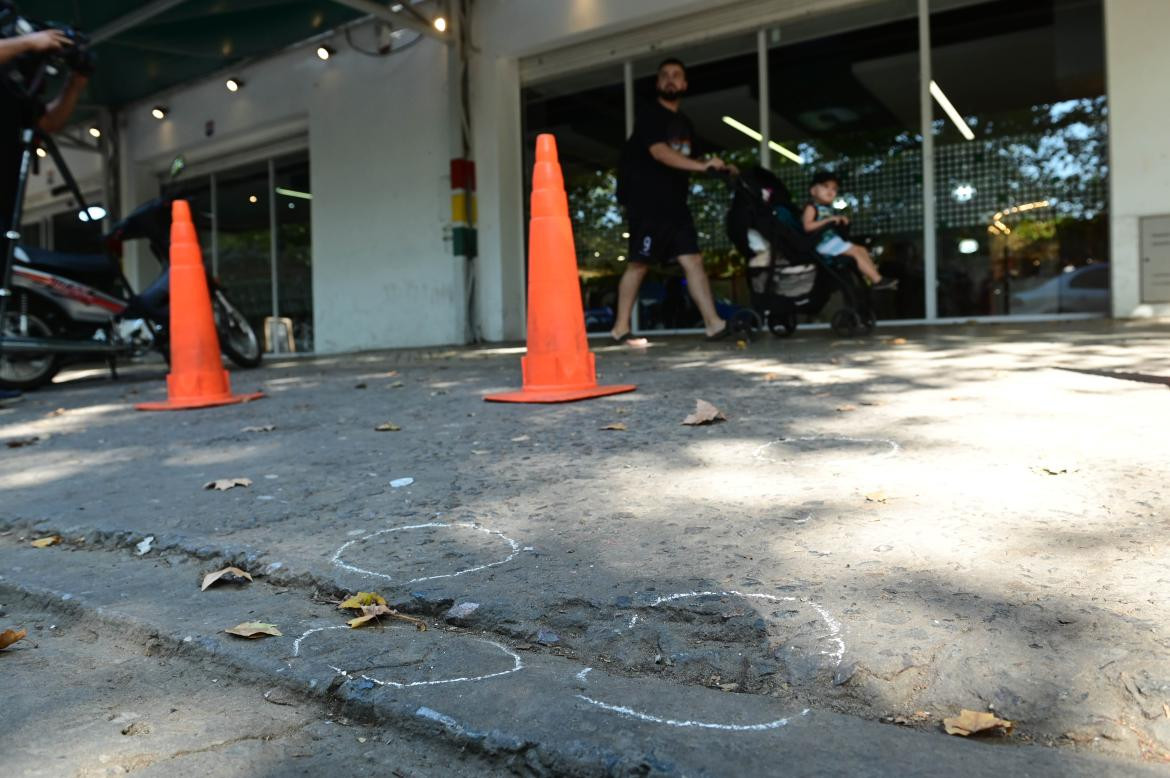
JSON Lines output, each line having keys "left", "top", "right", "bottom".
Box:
{"left": 485, "top": 384, "right": 636, "bottom": 404}
{"left": 136, "top": 391, "right": 265, "bottom": 412}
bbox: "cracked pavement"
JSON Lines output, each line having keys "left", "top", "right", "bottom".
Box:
{"left": 2, "top": 319, "right": 1169, "bottom": 776}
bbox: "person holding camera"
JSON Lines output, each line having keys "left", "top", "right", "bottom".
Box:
{"left": 1, "top": 17, "right": 90, "bottom": 401}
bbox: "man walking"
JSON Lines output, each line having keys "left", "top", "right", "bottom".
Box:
{"left": 612, "top": 58, "right": 731, "bottom": 346}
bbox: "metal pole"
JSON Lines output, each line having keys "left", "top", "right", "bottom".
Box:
{"left": 623, "top": 59, "right": 641, "bottom": 334}
{"left": 268, "top": 158, "right": 279, "bottom": 319}
{"left": 918, "top": 0, "right": 938, "bottom": 320}
{"left": 757, "top": 28, "right": 770, "bottom": 168}
{"left": 209, "top": 172, "right": 218, "bottom": 275}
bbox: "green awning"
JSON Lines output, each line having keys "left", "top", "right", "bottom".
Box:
{"left": 16, "top": 1, "right": 365, "bottom": 109}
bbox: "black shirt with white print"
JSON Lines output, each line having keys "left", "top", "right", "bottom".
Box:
{"left": 618, "top": 100, "right": 696, "bottom": 223}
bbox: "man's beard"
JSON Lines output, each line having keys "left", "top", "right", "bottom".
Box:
{"left": 657, "top": 86, "right": 684, "bottom": 101}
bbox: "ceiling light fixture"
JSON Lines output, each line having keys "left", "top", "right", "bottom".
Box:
{"left": 721, "top": 116, "right": 805, "bottom": 164}
{"left": 316, "top": 45, "right": 334, "bottom": 61}
{"left": 225, "top": 77, "right": 243, "bottom": 92}
{"left": 275, "top": 187, "right": 312, "bottom": 200}
{"left": 929, "top": 80, "right": 975, "bottom": 141}
{"left": 151, "top": 105, "right": 168, "bottom": 120}
{"left": 88, "top": 127, "right": 101, "bottom": 139}
{"left": 433, "top": 16, "right": 448, "bottom": 33}
{"left": 35, "top": 147, "right": 46, "bottom": 158}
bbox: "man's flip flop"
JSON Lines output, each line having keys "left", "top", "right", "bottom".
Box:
{"left": 612, "top": 331, "right": 649, "bottom": 347}
{"left": 706, "top": 324, "right": 734, "bottom": 341}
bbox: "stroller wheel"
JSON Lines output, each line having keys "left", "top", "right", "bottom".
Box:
{"left": 859, "top": 311, "right": 876, "bottom": 334}
{"left": 768, "top": 310, "right": 797, "bottom": 337}
{"left": 831, "top": 309, "right": 862, "bottom": 337}
{"left": 730, "top": 309, "right": 761, "bottom": 340}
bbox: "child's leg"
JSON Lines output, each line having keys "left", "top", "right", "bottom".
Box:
{"left": 845, "top": 245, "right": 882, "bottom": 283}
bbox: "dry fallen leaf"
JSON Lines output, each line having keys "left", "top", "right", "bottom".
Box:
{"left": 735, "top": 339, "right": 748, "bottom": 350}
{"left": 201, "top": 566, "right": 254, "bottom": 591}
{"left": 1031, "top": 463, "right": 1074, "bottom": 476}
{"left": 762, "top": 373, "right": 779, "bottom": 382}
{"left": 601, "top": 422, "right": 627, "bottom": 431}
{"left": 390, "top": 381, "right": 405, "bottom": 388}
{"left": 0, "top": 628, "right": 27, "bottom": 650}
{"left": 241, "top": 425, "right": 275, "bottom": 433}
{"left": 203, "top": 478, "right": 253, "bottom": 491}
{"left": 374, "top": 422, "right": 401, "bottom": 432}
{"left": 347, "top": 603, "right": 427, "bottom": 631}
{"left": 46, "top": 408, "right": 66, "bottom": 417}
{"left": 943, "top": 710, "right": 1013, "bottom": 737}
{"left": 682, "top": 399, "right": 727, "bottom": 426}
{"left": 31, "top": 535, "right": 60, "bottom": 548}
{"left": 338, "top": 592, "right": 388, "bottom": 610}
{"left": 224, "top": 622, "right": 282, "bottom": 639}
{"left": 836, "top": 404, "right": 857, "bottom": 412}
{"left": 888, "top": 337, "right": 908, "bottom": 346}
{"left": 5, "top": 437, "right": 39, "bottom": 449}
{"left": 864, "top": 492, "right": 889, "bottom": 504}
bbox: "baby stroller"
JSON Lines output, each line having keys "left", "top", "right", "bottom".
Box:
{"left": 724, "top": 166, "right": 876, "bottom": 337}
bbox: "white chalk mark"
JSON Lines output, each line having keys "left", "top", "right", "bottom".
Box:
{"left": 576, "top": 695, "right": 801, "bottom": 731}
{"left": 644, "top": 590, "right": 845, "bottom": 665}
{"left": 415, "top": 706, "right": 468, "bottom": 734}
{"left": 576, "top": 667, "right": 592, "bottom": 681}
{"left": 331, "top": 521, "right": 522, "bottom": 584}
{"left": 754, "top": 436, "right": 901, "bottom": 467}
{"left": 292, "top": 625, "right": 524, "bottom": 688}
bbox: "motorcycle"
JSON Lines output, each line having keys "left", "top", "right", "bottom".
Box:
{"left": 1, "top": 197, "right": 262, "bottom": 389}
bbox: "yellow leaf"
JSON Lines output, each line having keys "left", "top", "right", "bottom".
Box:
{"left": 0, "top": 628, "right": 27, "bottom": 650}
{"left": 200, "top": 566, "right": 254, "bottom": 591}
{"left": 347, "top": 604, "right": 426, "bottom": 631}
{"left": 735, "top": 339, "right": 748, "bottom": 350}
{"left": 203, "top": 478, "right": 252, "bottom": 491}
{"left": 338, "top": 592, "right": 388, "bottom": 610}
{"left": 224, "top": 622, "right": 282, "bottom": 639}
{"left": 943, "top": 710, "right": 1013, "bottom": 736}
{"left": 601, "top": 423, "right": 626, "bottom": 431}
{"left": 374, "top": 423, "right": 401, "bottom": 432}
{"left": 31, "top": 535, "right": 60, "bottom": 548}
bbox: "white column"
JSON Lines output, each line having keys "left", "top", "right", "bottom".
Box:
{"left": 757, "top": 29, "right": 770, "bottom": 168}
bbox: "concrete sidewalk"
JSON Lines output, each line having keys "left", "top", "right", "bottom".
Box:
{"left": 2, "top": 319, "right": 1169, "bottom": 776}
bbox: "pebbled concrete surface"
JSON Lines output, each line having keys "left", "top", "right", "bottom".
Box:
{"left": 2, "top": 319, "right": 1170, "bottom": 775}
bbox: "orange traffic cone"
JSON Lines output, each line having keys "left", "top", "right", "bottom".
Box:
{"left": 137, "top": 200, "right": 264, "bottom": 411}
{"left": 486, "top": 135, "right": 636, "bottom": 404}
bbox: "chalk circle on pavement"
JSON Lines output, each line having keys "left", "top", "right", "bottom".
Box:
{"left": 331, "top": 521, "right": 522, "bottom": 584}
{"left": 292, "top": 624, "right": 524, "bottom": 688}
{"left": 754, "top": 435, "right": 900, "bottom": 468}
{"left": 576, "top": 590, "right": 844, "bottom": 731}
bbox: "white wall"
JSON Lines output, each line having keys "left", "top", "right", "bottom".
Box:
{"left": 120, "top": 23, "right": 460, "bottom": 353}
{"left": 1104, "top": 0, "right": 1170, "bottom": 317}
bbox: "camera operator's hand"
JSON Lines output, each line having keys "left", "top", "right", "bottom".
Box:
{"left": 24, "top": 29, "right": 71, "bottom": 54}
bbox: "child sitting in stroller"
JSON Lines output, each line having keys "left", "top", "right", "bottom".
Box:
{"left": 802, "top": 170, "right": 897, "bottom": 292}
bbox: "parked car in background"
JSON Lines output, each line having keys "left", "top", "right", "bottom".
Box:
{"left": 1011, "top": 263, "right": 1110, "bottom": 314}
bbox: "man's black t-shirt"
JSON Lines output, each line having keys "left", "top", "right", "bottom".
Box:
{"left": 617, "top": 100, "right": 696, "bottom": 222}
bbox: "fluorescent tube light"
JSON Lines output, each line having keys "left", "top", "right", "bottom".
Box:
{"left": 721, "top": 116, "right": 805, "bottom": 164}
{"left": 929, "top": 80, "right": 975, "bottom": 141}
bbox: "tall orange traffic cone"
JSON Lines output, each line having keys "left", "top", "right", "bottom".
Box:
{"left": 137, "top": 200, "right": 264, "bottom": 411}
{"left": 486, "top": 135, "right": 636, "bottom": 404}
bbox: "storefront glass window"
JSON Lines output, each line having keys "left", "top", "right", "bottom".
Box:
{"left": 930, "top": 0, "right": 1108, "bottom": 316}
{"left": 522, "top": 66, "right": 626, "bottom": 333}
{"left": 768, "top": 1, "right": 925, "bottom": 321}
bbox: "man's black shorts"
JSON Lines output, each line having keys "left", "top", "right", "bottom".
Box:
{"left": 627, "top": 212, "right": 700, "bottom": 265}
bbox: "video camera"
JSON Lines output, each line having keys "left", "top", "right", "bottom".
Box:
{"left": 0, "top": 1, "right": 96, "bottom": 90}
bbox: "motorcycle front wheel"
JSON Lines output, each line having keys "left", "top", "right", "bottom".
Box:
{"left": 0, "top": 308, "right": 61, "bottom": 390}
{"left": 211, "top": 289, "right": 262, "bottom": 368}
